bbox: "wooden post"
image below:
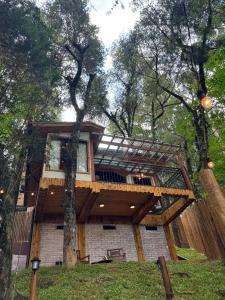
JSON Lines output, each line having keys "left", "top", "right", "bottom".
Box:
{"left": 157, "top": 256, "right": 174, "bottom": 300}
{"left": 29, "top": 272, "right": 37, "bottom": 300}
{"left": 29, "top": 223, "right": 41, "bottom": 265}
{"left": 164, "top": 224, "right": 177, "bottom": 261}
{"left": 77, "top": 223, "right": 86, "bottom": 258}
{"left": 133, "top": 225, "right": 145, "bottom": 261}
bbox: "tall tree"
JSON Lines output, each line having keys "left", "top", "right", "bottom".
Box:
{"left": 46, "top": 0, "right": 104, "bottom": 266}
{"left": 135, "top": 0, "right": 225, "bottom": 260}
{"left": 0, "top": 0, "right": 61, "bottom": 298}
{"left": 103, "top": 32, "right": 142, "bottom": 137}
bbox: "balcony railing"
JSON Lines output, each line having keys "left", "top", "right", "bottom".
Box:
{"left": 95, "top": 167, "right": 188, "bottom": 190}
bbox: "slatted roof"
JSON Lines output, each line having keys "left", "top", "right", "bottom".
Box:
{"left": 94, "top": 134, "right": 180, "bottom": 172}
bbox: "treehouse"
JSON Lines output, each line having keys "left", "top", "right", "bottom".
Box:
{"left": 16, "top": 121, "right": 195, "bottom": 267}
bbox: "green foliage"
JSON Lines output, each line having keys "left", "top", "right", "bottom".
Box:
{"left": 13, "top": 260, "right": 225, "bottom": 299}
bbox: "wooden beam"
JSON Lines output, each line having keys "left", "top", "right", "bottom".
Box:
{"left": 77, "top": 223, "right": 86, "bottom": 258}
{"left": 164, "top": 224, "right": 177, "bottom": 261}
{"left": 133, "top": 225, "right": 145, "bottom": 261}
{"left": 132, "top": 195, "right": 158, "bottom": 224}
{"left": 176, "top": 154, "right": 193, "bottom": 190}
{"left": 141, "top": 214, "right": 164, "bottom": 225}
{"left": 39, "top": 178, "right": 195, "bottom": 200}
{"left": 163, "top": 197, "right": 193, "bottom": 225}
{"left": 29, "top": 223, "right": 41, "bottom": 265}
{"left": 77, "top": 188, "right": 100, "bottom": 223}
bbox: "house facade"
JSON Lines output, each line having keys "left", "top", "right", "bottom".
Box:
{"left": 14, "top": 121, "right": 195, "bottom": 268}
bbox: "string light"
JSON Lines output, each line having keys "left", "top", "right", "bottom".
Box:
{"left": 207, "top": 160, "right": 215, "bottom": 169}
{"left": 99, "top": 203, "right": 105, "bottom": 208}
{"left": 130, "top": 205, "right": 135, "bottom": 209}
{"left": 197, "top": 90, "right": 212, "bottom": 109}
{"left": 201, "top": 96, "right": 212, "bottom": 109}
{"left": 31, "top": 192, "right": 35, "bottom": 196}
{"left": 50, "top": 191, "right": 54, "bottom": 195}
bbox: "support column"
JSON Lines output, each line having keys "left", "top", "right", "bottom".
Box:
{"left": 77, "top": 223, "right": 86, "bottom": 258}
{"left": 164, "top": 224, "right": 177, "bottom": 261}
{"left": 133, "top": 225, "right": 145, "bottom": 261}
{"left": 29, "top": 223, "right": 41, "bottom": 265}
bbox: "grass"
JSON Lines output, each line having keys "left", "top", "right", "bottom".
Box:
{"left": 13, "top": 255, "right": 225, "bottom": 300}
{"left": 176, "top": 247, "right": 207, "bottom": 260}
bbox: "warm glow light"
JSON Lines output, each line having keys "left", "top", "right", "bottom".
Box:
{"left": 50, "top": 191, "right": 54, "bottom": 195}
{"left": 207, "top": 161, "right": 215, "bottom": 169}
{"left": 99, "top": 203, "right": 105, "bottom": 208}
{"left": 140, "top": 173, "right": 144, "bottom": 178}
{"left": 130, "top": 205, "right": 135, "bottom": 209}
{"left": 31, "top": 192, "right": 35, "bottom": 196}
{"left": 0, "top": 189, "right": 4, "bottom": 194}
{"left": 201, "top": 96, "right": 212, "bottom": 109}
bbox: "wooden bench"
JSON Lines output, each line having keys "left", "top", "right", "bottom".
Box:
{"left": 107, "top": 248, "right": 126, "bottom": 262}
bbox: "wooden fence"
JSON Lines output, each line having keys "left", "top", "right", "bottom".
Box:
{"left": 173, "top": 199, "right": 223, "bottom": 260}
{"left": 12, "top": 209, "right": 33, "bottom": 271}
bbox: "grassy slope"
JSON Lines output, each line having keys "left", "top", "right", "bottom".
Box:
{"left": 13, "top": 249, "right": 225, "bottom": 300}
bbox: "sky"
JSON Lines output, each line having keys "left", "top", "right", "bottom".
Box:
{"left": 37, "top": 0, "right": 139, "bottom": 121}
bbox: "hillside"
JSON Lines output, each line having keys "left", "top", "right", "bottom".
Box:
{"left": 13, "top": 249, "right": 225, "bottom": 300}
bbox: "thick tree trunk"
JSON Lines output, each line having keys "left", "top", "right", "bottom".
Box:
{"left": 63, "top": 113, "right": 84, "bottom": 267}
{"left": 0, "top": 149, "right": 26, "bottom": 300}
{"left": 199, "top": 169, "right": 225, "bottom": 262}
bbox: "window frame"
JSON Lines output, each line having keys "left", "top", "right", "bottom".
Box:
{"left": 45, "top": 137, "right": 90, "bottom": 174}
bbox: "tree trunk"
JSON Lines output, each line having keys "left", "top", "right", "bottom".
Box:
{"left": 199, "top": 169, "right": 225, "bottom": 262}
{"left": 63, "top": 113, "right": 84, "bottom": 267}
{"left": 0, "top": 149, "right": 26, "bottom": 300}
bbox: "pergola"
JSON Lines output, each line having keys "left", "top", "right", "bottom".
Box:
{"left": 93, "top": 134, "right": 186, "bottom": 189}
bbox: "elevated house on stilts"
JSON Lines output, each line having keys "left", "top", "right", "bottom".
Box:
{"left": 13, "top": 121, "right": 195, "bottom": 268}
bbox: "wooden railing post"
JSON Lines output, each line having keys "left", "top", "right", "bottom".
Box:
{"left": 176, "top": 154, "right": 193, "bottom": 190}
{"left": 157, "top": 256, "right": 174, "bottom": 300}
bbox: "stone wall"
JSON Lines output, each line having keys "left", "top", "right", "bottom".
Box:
{"left": 140, "top": 225, "right": 170, "bottom": 260}
{"left": 85, "top": 224, "right": 138, "bottom": 263}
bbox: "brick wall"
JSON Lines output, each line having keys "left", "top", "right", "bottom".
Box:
{"left": 39, "top": 223, "right": 64, "bottom": 266}
{"left": 85, "top": 224, "right": 138, "bottom": 263}
{"left": 140, "top": 225, "right": 170, "bottom": 260}
{"left": 39, "top": 223, "right": 170, "bottom": 266}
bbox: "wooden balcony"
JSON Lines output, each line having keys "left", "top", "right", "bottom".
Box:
{"left": 36, "top": 177, "right": 194, "bottom": 225}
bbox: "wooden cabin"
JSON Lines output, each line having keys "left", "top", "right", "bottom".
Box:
{"left": 15, "top": 121, "right": 195, "bottom": 267}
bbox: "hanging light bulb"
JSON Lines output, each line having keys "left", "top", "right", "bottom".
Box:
{"left": 197, "top": 90, "right": 212, "bottom": 109}
{"left": 207, "top": 160, "right": 215, "bottom": 169}
{"left": 201, "top": 96, "right": 212, "bottom": 109}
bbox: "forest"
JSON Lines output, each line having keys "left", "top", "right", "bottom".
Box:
{"left": 0, "top": 0, "right": 224, "bottom": 299}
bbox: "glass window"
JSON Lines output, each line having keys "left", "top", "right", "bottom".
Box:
{"left": 77, "top": 142, "right": 88, "bottom": 172}
{"left": 47, "top": 139, "right": 88, "bottom": 172}
{"left": 48, "top": 140, "right": 61, "bottom": 170}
